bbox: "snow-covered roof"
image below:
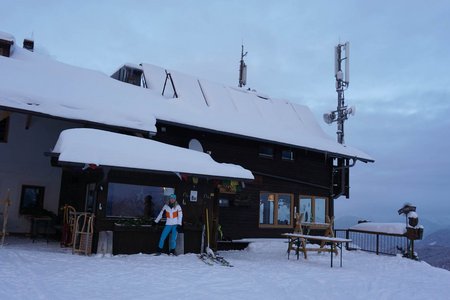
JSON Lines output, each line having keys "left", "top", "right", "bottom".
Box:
{"left": 52, "top": 128, "right": 254, "bottom": 180}
{"left": 0, "top": 46, "right": 159, "bottom": 133}
{"left": 0, "top": 32, "right": 373, "bottom": 162}
{"left": 350, "top": 222, "right": 407, "bottom": 235}
{"left": 0, "top": 31, "right": 15, "bottom": 43}
{"left": 141, "top": 63, "right": 373, "bottom": 161}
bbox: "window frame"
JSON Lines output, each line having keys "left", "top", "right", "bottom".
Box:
{"left": 105, "top": 182, "right": 175, "bottom": 218}
{"left": 258, "top": 145, "right": 274, "bottom": 159}
{"left": 259, "top": 192, "right": 294, "bottom": 228}
{"left": 281, "top": 149, "right": 295, "bottom": 161}
{"left": 19, "top": 185, "right": 45, "bottom": 215}
{"left": 298, "top": 195, "right": 329, "bottom": 223}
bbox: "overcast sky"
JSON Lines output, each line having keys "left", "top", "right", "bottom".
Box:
{"left": 2, "top": 1, "right": 450, "bottom": 226}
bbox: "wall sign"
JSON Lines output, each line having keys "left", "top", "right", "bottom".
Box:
{"left": 190, "top": 190, "right": 198, "bottom": 202}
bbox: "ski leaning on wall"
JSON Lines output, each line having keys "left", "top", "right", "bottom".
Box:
{"left": 198, "top": 208, "right": 233, "bottom": 267}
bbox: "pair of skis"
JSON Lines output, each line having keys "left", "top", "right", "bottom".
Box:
{"left": 198, "top": 208, "right": 233, "bottom": 267}
{"left": 198, "top": 252, "right": 233, "bottom": 267}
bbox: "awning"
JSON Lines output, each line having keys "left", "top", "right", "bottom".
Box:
{"left": 52, "top": 128, "right": 254, "bottom": 180}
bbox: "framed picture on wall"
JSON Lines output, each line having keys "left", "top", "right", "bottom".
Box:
{"left": 19, "top": 185, "right": 45, "bottom": 215}
{"left": 190, "top": 190, "right": 198, "bottom": 202}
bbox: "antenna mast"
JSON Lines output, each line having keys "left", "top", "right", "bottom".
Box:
{"left": 323, "top": 42, "right": 353, "bottom": 144}
{"left": 239, "top": 44, "right": 248, "bottom": 88}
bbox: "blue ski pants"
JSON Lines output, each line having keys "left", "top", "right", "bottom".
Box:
{"left": 158, "top": 225, "right": 178, "bottom": 250}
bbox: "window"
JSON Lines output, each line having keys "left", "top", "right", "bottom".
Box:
{"left": 0, "top": 116, "right": 9, "bottom": 143}
{"left": 20, "top": 185, "right": 45, "bottom": 214}
{"left": 281, "top": 149, "right": 294, "bottom": 161}
{"left": 259, "top": 145, "right": 274, "bottom": 158}
{"left": 259, "top": 192, "right": 293, "bottom": 227}
{"left": 219, "top": 198, "right": 230, "bottom": 207}
{"left": 106, "top": 183, "right": 174, "bottom": 218}
{"left": 299, "top": 196, "right": 328, "bottom": 223}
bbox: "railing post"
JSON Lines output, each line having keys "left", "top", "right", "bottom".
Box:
{"left": 345, "top": 230, "right": 350, "bottom": 250}
{"left": 376, "top": 234, "right": 379, "bottom": 255}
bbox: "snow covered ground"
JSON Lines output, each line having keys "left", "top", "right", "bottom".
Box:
{"left": 1, "top": 237, "right": 449, "bottom": 300}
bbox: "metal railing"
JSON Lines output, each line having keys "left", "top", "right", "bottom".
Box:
{"left": 335, "top": 229, "right": 408, "bottom": 256}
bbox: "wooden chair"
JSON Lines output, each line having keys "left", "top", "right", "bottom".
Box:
{"left": 60, "top": 205, "right": 76, "bottom": 247}
{"left": 287, "top": 212, "right": 304, "bottom": 259}
{"left": 318, "top": 216, "right": 338, "bottom": 255}
{"left": 72, "top": 213, "right": 95, "bottom": 255}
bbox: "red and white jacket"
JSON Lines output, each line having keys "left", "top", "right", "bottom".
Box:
{"left": 155, "top": 204, "right": 183, "bottom": 226}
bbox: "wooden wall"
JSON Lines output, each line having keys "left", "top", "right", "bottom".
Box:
{"left": 153, "top": 122, "right": 337, "bottom": 239}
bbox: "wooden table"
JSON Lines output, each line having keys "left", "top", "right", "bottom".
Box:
{"left": 282, "top": 233, "right": 352, "bottom": 267}
{"left": 30, "top": 216, "right": 52, "bottom": 243}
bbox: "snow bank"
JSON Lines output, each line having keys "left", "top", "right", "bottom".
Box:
{"left": 350, "top": 222, "right": 407, "bottom": 235}
{"left": 1, "top": 237, "right": 449, "bottom": 300}
{"left": 53, "top": 128, "right": 254, "bottom": 180}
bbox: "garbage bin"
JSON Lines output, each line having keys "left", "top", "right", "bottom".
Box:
{"left": 175, "top": 232, "right": 184, "bottom": 255}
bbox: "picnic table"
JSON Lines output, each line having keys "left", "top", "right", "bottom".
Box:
{"left": 282, "top": 233, "right": 352, "bottom": 267}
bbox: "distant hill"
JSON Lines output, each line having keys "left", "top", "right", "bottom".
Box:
{"left": 334, "top": 215, "right": 361, "bottom": 229}
{"left": 415, "top": 228, "right": 450, "bottom": 271}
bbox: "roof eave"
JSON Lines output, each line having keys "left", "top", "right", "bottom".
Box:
{"left": 156, "top": 119, "right": 374, "bottom": 163}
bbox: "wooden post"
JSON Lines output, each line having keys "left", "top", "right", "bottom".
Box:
{"left": 345, "top": 230, "right": 350, "bottom": 250}
{"left": 1, "top": 189, "right": 11, "bottom": 246}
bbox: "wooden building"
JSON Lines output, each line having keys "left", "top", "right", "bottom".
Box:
{"left": 0, "top": 32, "right": 373, "bottom": 255}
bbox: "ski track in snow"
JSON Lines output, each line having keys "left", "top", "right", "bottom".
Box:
{"left": 1, "top": 238, "right": 449, "bottom": 300}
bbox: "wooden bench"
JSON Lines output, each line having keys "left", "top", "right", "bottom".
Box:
{"left": 282, "top": 233, "right": 352, "bottom": 267}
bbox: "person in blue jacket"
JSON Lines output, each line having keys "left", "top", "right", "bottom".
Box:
{"left": 154, "top": 194, "right": 183, "bottom": 255}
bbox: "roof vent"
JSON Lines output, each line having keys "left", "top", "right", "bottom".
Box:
{"left": 23, "top": 39, "right": 34, "bottom": 52}
{"left": 0, "top": 31, "right": 15, "bottom": 57}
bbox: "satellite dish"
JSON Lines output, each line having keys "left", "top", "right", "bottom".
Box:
{"left": 323, "top": 112, "right": 334, "bottom": 125}
{"left": 188, "top": 139, "right": 204, "bottom": 152}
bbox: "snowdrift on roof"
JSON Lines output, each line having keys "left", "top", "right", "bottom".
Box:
{"left": 0, "top": 31, "right": 373, "bottom": 161}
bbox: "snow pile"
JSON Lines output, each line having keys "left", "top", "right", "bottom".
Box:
{"left": 1, "top": 237, "right": 449, "bottom": 300}
{"left": 350, "top": 222, "right": 407, "bottom": 235}
{"left": 53, "top": 128, "right": 254, "bottom": 180}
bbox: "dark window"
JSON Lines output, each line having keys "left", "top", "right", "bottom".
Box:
{"left": 20, "top": 185, "right": 45, "bottom": 215}
{"left": 106, "top": 183, "right": 174, "bottom": 218}
{"left": 0, "top": 116, "right": 10, "bottom": 143}
{"left": 281, "top": 149, "right": 294, "bottom": 161}
{"left": 259, "top": 145, "right": 274, "bottom": 158}
{"left": 218, "top": 198, "right": 230, "bottom": 207}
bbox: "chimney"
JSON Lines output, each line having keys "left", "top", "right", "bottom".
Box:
{"left": 23, "top": 39, "right": 34, "bottom": 52}
{"left": 0, "top": 32, "right": 15, "bottom": 57}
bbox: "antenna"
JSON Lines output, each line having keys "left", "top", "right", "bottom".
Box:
{"left": 239, "top": 44, "right": 248, "bottom": 88}
{"left": 323, "top": 41, "right": 354, "bottom": 144}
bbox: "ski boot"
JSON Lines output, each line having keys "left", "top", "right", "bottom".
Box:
{"left": 154, "top": 247, "right": 163, "bottom": 256}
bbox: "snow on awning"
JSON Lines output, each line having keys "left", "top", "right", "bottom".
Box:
{"left": 52, "top": 128, "right": 254, "bottom": 180}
